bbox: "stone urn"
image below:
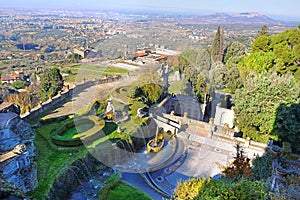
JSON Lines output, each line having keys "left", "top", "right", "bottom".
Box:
{"left": 270, "top": 145, "right": 282, "bottom": 156}
{"left": 276, "top": 167, "right": 288, "bottom": 177}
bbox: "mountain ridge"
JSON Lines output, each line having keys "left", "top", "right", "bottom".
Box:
{"left": 181, "top": 12, "right": 283, "bottom": 24}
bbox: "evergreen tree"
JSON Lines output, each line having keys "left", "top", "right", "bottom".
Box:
{"left": 211, "top": 26, "right": 224, "bottom": 62}
{"left": 234, "top": 72, "right": 300, "bottom": 136}
{"left": 39, "top": 68, "right": 64, "bottom": 101}
{"left": 258, "top": 25, "right": 269, "bottom": 35}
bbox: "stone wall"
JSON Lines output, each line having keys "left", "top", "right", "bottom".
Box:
{"left": 214, "top": 105, "right": 235, "bottom": 128}
{"left": 47, "top": 154, "right": 104, "bottom": 200}
{"left": 0, "top": 112, "right": 37, "bottom": 194}
{"left": 20, "top": 76, "right": 121, "bottom": 121}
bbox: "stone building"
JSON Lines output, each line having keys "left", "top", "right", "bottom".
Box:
{"left": 0, "top": 112, "right": 37, "bottom": 195}
{"left": 160, "top": 94, "right": 205, "bottom": 121}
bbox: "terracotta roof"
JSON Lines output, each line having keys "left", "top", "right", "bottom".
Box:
{"left": 10, "top": 74, "right": 20, "bottom": 78}
{"left": 0, "top": 74, "right": 20, "bottom": 81}
{"left": 134, "top": 52, "right": 148, "bottom": 57}
{"left": 0, "top": 75, "right": 14, "bottom": 81}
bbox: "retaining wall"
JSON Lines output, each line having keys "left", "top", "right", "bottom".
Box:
{"left": 20, "top": 76, "right": 121, "bottom": 121}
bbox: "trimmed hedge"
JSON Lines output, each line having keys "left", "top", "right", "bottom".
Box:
{"left": 98, "top": 176, "right": 121, "bottom": 200}
{"left": 40, "top": 114, "right": 72, "bottom": 125}
{"left": 51, "top": 116, "right": 104, "bottom": 147}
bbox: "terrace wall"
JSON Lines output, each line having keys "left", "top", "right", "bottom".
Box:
{"left": 20, "top": 76, "right": 121, "bottom": 121}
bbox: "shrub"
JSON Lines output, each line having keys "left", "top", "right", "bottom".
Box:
{"left": 173, "top": 178, "right": 268, "bottom": 200}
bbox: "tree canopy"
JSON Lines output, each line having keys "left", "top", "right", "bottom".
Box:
{"left": 39, "top": 68, "right": 64, "bottom": 101}
{"left": 173, "top": 178, "right": 267, "bottom": 200}
{"left": 238, "top": 51, "right": 276, "bottom": 80}
{"left": 233, "top": 72, "right": 300, "bottom": 136}
{"left": 223, "top": 41, "right": 248, "bottom": 65}
{"left": 271, "top": 103, "right": 300, "bottom": 153}
{"left": 134, "top": 71, "right": 164, "bottom": 105}
{"left": 210, "top": 26, "right": 224, "bottom": 62}
{"left": 244, "top": 27, "right": 300, "bottom": 80}
{"left": 12, "top": 80, "right": 27, "bottom": 89}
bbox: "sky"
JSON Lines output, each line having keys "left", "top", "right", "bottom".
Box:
{"left": 1, "top": 0, "right": 300, "bottom": 21}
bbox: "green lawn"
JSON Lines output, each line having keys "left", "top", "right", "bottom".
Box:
{"left": 105, "top": 182, "right": 152, "bottom": 200}
{"left": 86, "top": 122, "right": 130, "bottom": 148}
{"left": 168, "top": 79, "right": 188, "bottom": 94}
{"left": 63, "top": 64, "right": 128, "bottom": 83}
{"left": 76, "top": 64, "right": 128, "bottom": 74}
{"left": 52, "top": 123, "right": 94, "bottom": 140}
{"left": 30, "top": 122, "right": 89, "bottom": 199}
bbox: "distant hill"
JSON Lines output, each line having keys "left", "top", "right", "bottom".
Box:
{"left": 181, "top": 12, "right": 283, "bottom": 24}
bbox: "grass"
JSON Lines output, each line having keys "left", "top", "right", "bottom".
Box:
{"left": 105, "top": 182, "right": 152, "bottom": 200}
{"left": 86, "top": 122, "right": 130, "bottom": 148}
{"left": 63, "top": 64, "right": 128, "bottom": 83}
{"left": 72, "top": 116, "right": 105, "bottom": 140}
{"left": 52, "top": 123, "right": 94, "bottom": 140}
{"left": 75, "top": 64, "right": 128, "bottom": 74}
{"left": 168, "top": 79, "right": 188, "bottom": 94}
{"left": 29, "top": 122, "right": 89, "bottom": 199}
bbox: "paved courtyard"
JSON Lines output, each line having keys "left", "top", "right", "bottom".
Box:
{"left": 119, "top": 131, "right": 266, "bottom": 198}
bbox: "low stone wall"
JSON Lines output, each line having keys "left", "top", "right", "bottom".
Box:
{"left": 161, "top": 113, "right": 268, "bottom": 150}
{"left": 46, "top": 154, "right": 105, "bottom": 200}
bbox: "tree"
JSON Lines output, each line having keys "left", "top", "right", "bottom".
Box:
{"left": 210, "top": 26, "right": 224, "bottom": 62}
{"left": 140, "top": 83, "right": 163, "bottom": 105}
{"left": 5, "top": 92, "right": 38, "bottom": 114}
{"left": 135, "top": 71, "right": 164, "bottom": 105}
{"left": 222, "top": 143, "right": 252, "bottom": 179}
{"left": 39, "top": 68, "right": 64, "bottom": 101}
{"left": 194, "top": 74, "right": 207, "bottom": 102}
{"left": 173, "top": 177, "right": 267, "bottom": 200}
{"left": 258, "top": 25, "right": 269, "bottom": 35}
{"left": 223, "top": 63, "right": 243, "bottom": 93}
{"left": 251, "top": 28, "right": 300, "bottom": 80}
{"left": 67, "top": 53, "right": 82, "bottom": 63}
{"left": 251, "top": 35, "right": 271, "bottom": 52}
{"left": 208, "top": 61, "right": 226, "bottom": 90}
{"left": 12, "top": 80, "right": 27, "bottom": 89}
{"left": 223, "top": 41, "right": 248, "bottom": 64}
{"left": 238, "top": 51, "right": 276, "bottom": 80}
{"left": 184, "top": 66, "right": 198, "bottom": 85}
{"left": 195, "top": 49, "right": 212, "bottom": 72}
{"left": 233, "top": 72, "right": 300, "bottom": 136}
{"left": 271, "top": 103, "right": 300, "bottom": 153}
{"left": 178, "top": 50, "right": 198, "bottom": 72}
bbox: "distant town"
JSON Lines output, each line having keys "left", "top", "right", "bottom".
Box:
{"left": 1, "top": 7, "right": 300, "bottom": 200}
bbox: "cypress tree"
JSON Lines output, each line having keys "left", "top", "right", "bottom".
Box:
{"left": 211, "top": 26, "right": 224, "bottom": 62}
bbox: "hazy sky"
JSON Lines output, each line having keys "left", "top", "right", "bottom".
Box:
{"left": 1, "top": 0, "right": 300, "bottom": 21}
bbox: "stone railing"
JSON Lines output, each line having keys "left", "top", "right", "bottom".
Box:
{"left": 20, "top": 75, "right": 122, "bottom": 121}
{"left": 161, "top": 113, "right": 268, "bottom": 150}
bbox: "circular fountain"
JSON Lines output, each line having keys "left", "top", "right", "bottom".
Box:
{"left": 147, "top": 127, "right": 165, "bottom": 153}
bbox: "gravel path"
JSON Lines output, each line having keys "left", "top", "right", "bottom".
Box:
{"left": 43, "top": 75, "right": 138, "bottom": 119}
{"left": 42, "top": 61, "right": 160, "bottom": 119}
